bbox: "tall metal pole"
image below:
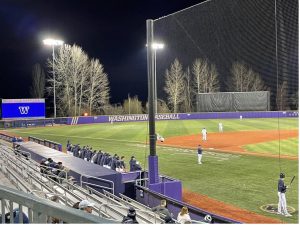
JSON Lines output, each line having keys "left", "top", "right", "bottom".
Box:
{"left": 147, "top": 19, "right": 159, "bottom": 184}
{"left": 147, "top": 19, "right": 156, "bottom": 156}
{"left": 52, "top": 45, "right": 56, "bottom": 118}
{"left": 154, "top": 50, "right": 157, "bottom": 114}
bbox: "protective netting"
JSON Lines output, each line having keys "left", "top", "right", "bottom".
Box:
{"left": 153, "top": 0, "right": 298, "bottom": 112}
{"left": 197, "top": 91, "right": 270, "bottom": 112}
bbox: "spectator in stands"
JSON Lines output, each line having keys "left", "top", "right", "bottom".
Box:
{"left": 152, "top": 200, "right": 172, "bottom": 222}
{"left": 17, "top": 137, "right": 23, "bottom": 142}
{"left": 0, "top": 208, "right": 29, "bottom": 223}
{"left": 79, "top": 200, "right": 95, "bottom": 214}
{"left": 164, "top": 215, "right": 175, "bottom": 224}
{"left": 49, "top": 195, "right": 60, "bottom": 223}
{"left": 177, "top": 207, "right": 192, "bottom": 224}
{"left": 72, "top": 202, "right": 80, "bottom": 209}
{"left": 12, "top": 136, "right": 17, "bottom": 142}
{"left": 57, "top": 167, "right": 70, "bottom": 183}
{"left": 129, "top": 156, "right": 136, "bottom": 172}
{"left": 40, "top": 158, "right": 47, "bottom": 174}
{"left": 122, "top": 207, "right": 138, "bottom": 224}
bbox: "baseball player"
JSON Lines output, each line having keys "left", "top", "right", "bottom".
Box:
{"left": 218, "top": 122, "right": 223, "bottom": 132}
{"left": 197, "top": 145, "right": 203, "bottom": 164}
{"left": 277, "top": 173, "right": 292, "bottom": 216}
{"left": 201, "top": 128, "right": 207, "bottom": 141}
{"left": 156, "top": 133, "right": 165, "bottom": 142}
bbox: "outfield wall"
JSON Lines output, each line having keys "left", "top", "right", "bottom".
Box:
{"left": 1, "top": 111, "right": 297, "bottom": 128}
{"left": 68, "top": 111, "right": 298, "bottom": 125}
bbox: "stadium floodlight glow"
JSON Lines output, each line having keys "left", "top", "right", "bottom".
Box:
{"left": 151, "top": 42, "right": 164, "bottom": 50}
{"left": 43, "top": 38, "right": 64, "bottom": 118}
{"left": 43, "top": 39, "right": 64, "bottom": 46}
{"left": 151, "top": 42, "right": 164, "bottom": 114}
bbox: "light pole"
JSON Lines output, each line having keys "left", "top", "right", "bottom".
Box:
{"left": 43, "top": 38, "right": 64, "bottom": 118}
{"left": 151, "top": 42, "right": 164, "bottom": 114}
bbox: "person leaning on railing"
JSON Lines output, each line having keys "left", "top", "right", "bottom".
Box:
{"left": 151, "top": 199, "right": 172, "bottom": 222}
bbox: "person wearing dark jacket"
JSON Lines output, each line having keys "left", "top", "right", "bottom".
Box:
{"left": 277, "top": 173, "right": 292, "bottom": 216}
{"left": 152, "top": 200, "right": 172, "bottom": 222}
{"left": 122, "top": 207, "right": 138, "bottom": 224}
{"left": 129, "top": 156, "right": 136, "bottom": 172}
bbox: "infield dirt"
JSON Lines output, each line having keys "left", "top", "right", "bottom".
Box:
{"left": 160, "top": 129, "right": 298, "bottom": 223}
{"left": 159, "top": 129, "right": 298, "bottom": 160}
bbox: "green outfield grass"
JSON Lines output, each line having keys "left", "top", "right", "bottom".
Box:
{"left": 4, "top": 118, "right": 298, "bottom": 223}
{"left": 245, "top": 138, "right": 299, "bottom": 156}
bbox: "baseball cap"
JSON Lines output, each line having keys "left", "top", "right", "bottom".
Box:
{"left": 127, "top": 207, "right": 136, "bottom": 216}
{"left": 79, "top": 200, "right": 95, "bottom": 209}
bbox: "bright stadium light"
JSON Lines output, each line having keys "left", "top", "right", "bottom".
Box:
{"left": 43, "top": 38, "right": 64, "bottom": 118}
{"left": 152, "top": 42, "right": 164, "bottom": 114}
{"left": 151, "top": 42, "right": 164, "bottom": 50}
{"left": 43, "top": 39, "right": 64, "bottom": 46}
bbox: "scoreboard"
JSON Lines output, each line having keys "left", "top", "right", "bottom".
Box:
{"left": 0, "top": 99, "right": 45, "bottom": 119}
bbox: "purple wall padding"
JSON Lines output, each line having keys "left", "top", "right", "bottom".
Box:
{"left": 149, "top": 183, "right": 164, "bottom": 194}
{"left": 148, "top": 155, "right": 159, "bottom": 184}
{"left": 164, "top": 181, "right": 182, "bottom": 201}
{"left": 135, "top": 185, "right": 240, "bottom": 223}
{"left": 67, "top": 111, "right": 298, "bottom": 125}
{"left": 121, "top": 171, "right": 141, "bottom": 183}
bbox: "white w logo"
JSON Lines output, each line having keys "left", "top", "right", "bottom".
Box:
{"left": 19, "top": 106, "right": 30, "bottom": 115}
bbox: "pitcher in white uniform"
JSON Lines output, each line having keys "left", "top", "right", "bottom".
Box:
{"left": 201, "top": 128, "right": 207, "bottom": 141}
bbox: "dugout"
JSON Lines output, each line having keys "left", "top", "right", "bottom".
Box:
{"left": 18, "top": 141, "right": 125, "bottom": 195}
{"left": 197, "top": 91, "right": 270, "bottom": 112}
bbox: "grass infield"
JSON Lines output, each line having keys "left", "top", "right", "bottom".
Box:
{"left": 6, "top": 118, "right": 298, "bottom": 223}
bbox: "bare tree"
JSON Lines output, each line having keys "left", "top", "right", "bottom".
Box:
{"left": 30, "top": 63, "right": 46, "bottom": 98}
{"left": 290, "top": 91, "right": 298, "bottom": 110}
{"left": 228, "top": 61, "right": 266, "bottom": 92}
{"left": 123, "top": 95, "right": 143, "bottom": 114}
{"left": 276, "top": 81, "right": 289, "bottom": 110}
{"left": 102, "top": 104, "right": 124, "bottom": 115}
{"left": 86, "top": 59, "right": 110, "bottom": 115}
{"left": 47, "top": 44, "right": 108, "bottom": 117}
{"left": 182, "top": 67, "right": 193, "bottom": 112}
{"left": 192, "top": 58, "right": 220, "bottom": 94}
{"left": 207, "top": 64, "right": 220, "bottom": 92}
{"left": 192, "top": 58, "right": 209, "bottom": 94}
{"left": 164, "top": 58, "right": 185, "bottom": 113}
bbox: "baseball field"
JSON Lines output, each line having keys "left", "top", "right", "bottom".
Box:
{"left": 4, "top": 117, "right": 298, "bottom": 223}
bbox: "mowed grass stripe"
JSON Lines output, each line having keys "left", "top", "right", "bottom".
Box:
{"left": 5, "top": 118, "right": 298, "bottom": 223}
{"left": 245, "top": 138, "right": 298, "bottom": 156}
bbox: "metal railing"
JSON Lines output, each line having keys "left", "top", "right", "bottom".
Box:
{"left": 80, "top": 174, "right": 115, "bottom": 195}
{"left": 0, "top": 185, "right": 116, "bottom": 223}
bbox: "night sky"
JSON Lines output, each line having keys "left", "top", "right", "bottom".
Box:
{"left": 0, "top": 0, "right": 203, "bottom": 104}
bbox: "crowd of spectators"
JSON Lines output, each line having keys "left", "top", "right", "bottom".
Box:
{"left": 66, "top": 140, "right": 142, "bottom": 173}
{"left": 39, "top": 158, "right": 71, "bottom": 183}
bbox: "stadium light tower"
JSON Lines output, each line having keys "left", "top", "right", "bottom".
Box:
{"left": 151, "top": 42, "right": 164, "bottom": 114}
{"left": 43, "top": 38, "right": 64, "bottom": 118}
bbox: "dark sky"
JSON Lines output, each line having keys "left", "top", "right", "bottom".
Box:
{"left": 0, "top": 0, "right": 203, "bottom": 105}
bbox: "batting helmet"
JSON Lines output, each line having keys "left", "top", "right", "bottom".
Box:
{"left": 204, "top": 214, "right": 212, "bottom": 223}
{"left": 280, "top": 173, "right": 285, "bottom": 178}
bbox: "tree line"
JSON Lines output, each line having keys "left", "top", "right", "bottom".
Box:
{"left": 30, "top": 44, "right": 297, "bottom": 116}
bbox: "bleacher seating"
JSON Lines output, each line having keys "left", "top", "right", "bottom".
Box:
{"left": 0, "top": 142, "right": 169, "bottom": 223}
